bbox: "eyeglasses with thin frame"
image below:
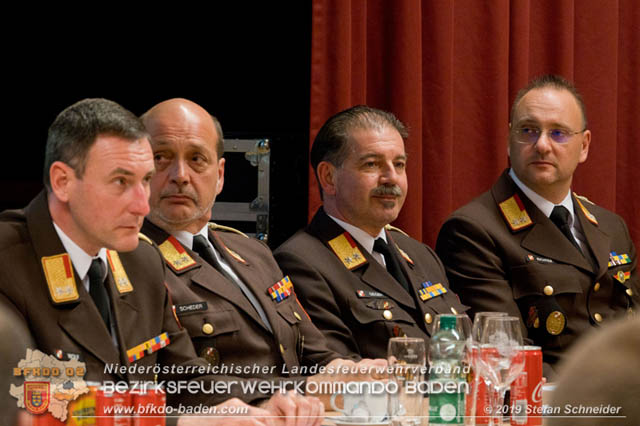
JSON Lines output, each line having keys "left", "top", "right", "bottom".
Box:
{"left": 512, "top": 127, "right": 586, "bottom": 145}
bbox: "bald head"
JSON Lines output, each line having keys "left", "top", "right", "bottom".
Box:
{"left": 142, "top": 98, "right": 226, "bottom": 233}
{"left": 142, "top": 98, "right": 224, "bottom": 159}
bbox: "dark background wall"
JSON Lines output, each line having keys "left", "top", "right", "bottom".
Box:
{"left": 2, "top": 4, "right": 312, "bottom": 248}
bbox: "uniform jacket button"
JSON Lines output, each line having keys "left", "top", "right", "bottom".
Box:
{"left": 202, "top": 323, "right": 214, "bottom": 335}
{"left": 544, "top": 285, "right": 554, "bottom": 296}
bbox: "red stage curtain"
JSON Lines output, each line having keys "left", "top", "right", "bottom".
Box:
{"left": 309, "top": 0, "right": 639, "bottom": 247}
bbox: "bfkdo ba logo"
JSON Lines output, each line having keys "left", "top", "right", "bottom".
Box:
{"left": 25, "top": 381, "right": 50, "bottom": 414}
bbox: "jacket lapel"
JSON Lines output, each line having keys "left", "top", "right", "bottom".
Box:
{"left": 57, "top": 275, "right": 122, "bottom": 368}
{"left": 573, "top": 196, "right": 609, "bottom": 278}
{"left": 110, "top": 274, "right": 143, "bottom": 368}
{"left": 207, "top": 230, "right": 271, "bottom": 332}
{"left": 385, "top": 231, "right": 428, "bottom": 301}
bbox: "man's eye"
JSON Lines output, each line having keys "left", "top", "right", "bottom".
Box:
{"left": 550, "top": 129, "right": 568, "bottom": 137}
{"left": 192, "top": 155, "right": 206, "bottom": 164}
{"left": 520, "top": 127, "right": 538, "bottom": 135}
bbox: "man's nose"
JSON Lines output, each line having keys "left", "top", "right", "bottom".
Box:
{"left": 129, "top": 182, "right": 151, "bottom": 216}
{"left": 533, "top": 131, "right": 554, "bottom": 154}
{"left": 169, "top": 159, "right": 189, "bottom": 186}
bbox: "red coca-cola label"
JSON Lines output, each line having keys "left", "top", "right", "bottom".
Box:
{"left": 511, "top": 346, "right": 542, "bottom": 426}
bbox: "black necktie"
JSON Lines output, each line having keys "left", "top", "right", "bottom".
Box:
{"left": 373, "top": 238, "right": 410, "bottom": 292}
{"left": 193, "top": 235, "right": 223, "bottom": 271}
{"left": 88, "top": 258, "right": 111, "bottom": 332}
{"left": 192, "top": 234, "right": 273, "bottom": 332}
{"left": 550, "top": 206, "right": 581, "bottom": 251}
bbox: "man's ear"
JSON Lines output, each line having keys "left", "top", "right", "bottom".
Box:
{"left": 316, "top": 161, "right": 338, "bottom": 196}
{"left": 578, "top": 130, "right": 591, "bottom": 164}
{"left": 49, "top": 161, "right": 75, "bottom": 202}
{"left": 215, "top": 157, "right": 225, "bottom": 195}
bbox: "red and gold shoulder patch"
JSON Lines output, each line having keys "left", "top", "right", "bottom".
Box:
{"left": 106, "top": 250, "right": 133, "bottom": 294}
{"left": 499, "top": 194, "right": 533, "bottom": 231}
{"left": 327, "top": 233, "right": 367, "bottom": 270}
{"left": 158, "top": 236, "right": 197, "bottom": 272}
{"left": 41, "top": 253, "right": 79, "bottom": 304}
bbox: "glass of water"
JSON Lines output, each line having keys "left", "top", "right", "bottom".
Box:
{"left": 388, "top": 337, "right": 426, "bottom": 426}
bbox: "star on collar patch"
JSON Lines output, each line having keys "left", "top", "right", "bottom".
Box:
{"left": 159, "top": 236, "right": 197, "bottom": 272}
{"left": 327, "top": 233, "right": 367, "bottom": 270}
{"left": 499, "top": 194, "right": 533, "bottom": 232}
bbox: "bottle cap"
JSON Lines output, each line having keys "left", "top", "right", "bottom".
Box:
{"left": 439, "top": 315, "right": 457, "bottom": 330}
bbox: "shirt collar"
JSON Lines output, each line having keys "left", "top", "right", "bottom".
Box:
{"left": 327, "top": 214, "right": 386, "bottom": 254}
{"left": 172, "top": 225, "right": 211, "bottom": 251}
{"left": 509, "top": 168, "right": 576, "bottom": 225}
{"left": 52, "top": 222, "right": 108, "bottom": 281}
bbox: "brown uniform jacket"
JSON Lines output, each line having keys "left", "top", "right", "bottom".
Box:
{"left": 0, "top": 192, "right": 271, "bottom": 409}
{"left": 141, "top": 219, "right": 340, "bottom": 379}
{"left": 436, "top": 170, "right": 638, "bottom": 376}
{"left": 274, "top": 208, "right": 467, "bottom": 359}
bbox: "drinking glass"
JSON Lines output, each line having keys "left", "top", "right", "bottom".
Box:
{"left": 388, "top": 337, "right": 426, "bottom": 426}
{"left": 477, "top": 316, "right": 525, "bottom": 426}
{"left": 468, "top": 312, "right": 508, "bottom": 426}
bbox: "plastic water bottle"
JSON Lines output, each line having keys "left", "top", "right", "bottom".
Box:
{"left": 429, "top": 315, "right": 466, "bottom": 425}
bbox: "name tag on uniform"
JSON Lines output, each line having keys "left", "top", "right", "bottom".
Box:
{"left": 356, "top": 290, "right": 385, "bottom": 298}
{"left": 525, "top": 254, "right": 554, "bottom": 264}
{"left": 176, "top": 302, "right": 208, "bottom": 315}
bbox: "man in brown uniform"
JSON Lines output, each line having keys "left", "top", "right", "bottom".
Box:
{"left": 0, "top": 98, "right": 319, "bottom": 426}
{"left": 436, "top": 75, "right": 638, "bottom": 377}
{"left": 274, "top": 106, "right": 467, "bottom": 359}
{"left": 140, "top": 99, "right": 381, "bottom": 414}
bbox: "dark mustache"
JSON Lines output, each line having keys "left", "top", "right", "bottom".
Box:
{"left": 371, "top": 185, "right": 403, "bottom": 197}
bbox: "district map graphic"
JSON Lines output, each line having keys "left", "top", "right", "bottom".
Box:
{"left": 10, "top": 349, "right": 89, "bottom": 422}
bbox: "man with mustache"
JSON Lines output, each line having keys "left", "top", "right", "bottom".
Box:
{"left": 140, "top": 99, "right": 383, "bottom": 422}
{"left": 274, "top": 105, "right": 467, "bottom": 359}
{"left": 436, "top": 75, "right": 638, "bottom": 377}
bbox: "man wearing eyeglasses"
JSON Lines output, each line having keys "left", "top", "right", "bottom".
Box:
{"left": 436, "top": 74, "right": 638, "bottom": 378}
